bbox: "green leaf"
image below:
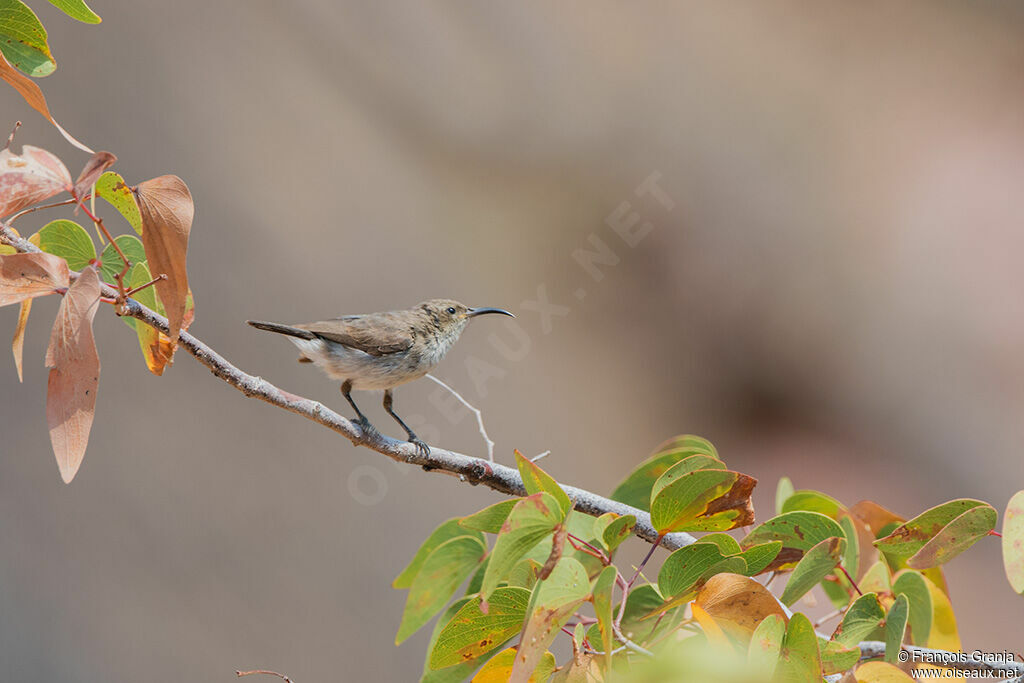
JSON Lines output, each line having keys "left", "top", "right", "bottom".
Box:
{"left": 45, "top": 0, "right": 100, "bottom": 23}
{"left": 480, "top": 492, "right": 562, "bottom": 600}
{"left": 1003, "top": 490, "right": 1024, "bottom": 595}
{"left": 818, "top": 637, "right": 861, "bottom": 675}
{"left": 659, "top": 543, "right": 745, "bottom": 598}
{"left": 428, "top": 587, "right": 530, "bottom": 670}
{"left": 94, "top": 171, "right": 141, "bottom": 233}
{"left": 591, "top": 566, "right": 616, "bottom": 670}
{"left": 649, "top": 468, "right": 756, "bottom": 534}
{"left": 874, "top": 499, "right": 996, "bottom": 568}
{"left": 396, "top": 535, "right": 487, "bottom": 644}
{"left": 98, "top": 234, "right": 145, "bottom": 286}
{"left": 736, "top": 541, "right": 783, "bottom": 576}
{"left": 748, "top": 614, "right": 784, "bottom": 679}
{"left": 781, "top": 489, "right": 844, "bottom": 519}
{"left": 649, "top": 454, "right": 728, "bottom": 503}
{"left": 832, "top": 592, "right": 885, "bottom": 647}
{"left": 654, "top": 434, "right": 719, "bottom": 456}
{"left": 839, "top": 515, "right": 860, "bottom": 576}
{"left": 776, "top": 613, "right": 821, "bottom": 683}
{"left": 742, "top": 510, "right": 845, "bottom": 570}
{"left": 593, "top": 512, "right": 635, "bottom": 554}
{"left": 515, "top": 450, "right": 571, "bottom": 516}
{"left": 514, "top": 557, "right": 590, "bottom": 678}
{"left": 780, "top": 536, "right": 845, "bottom": 606}
{"left": 696, "top": 532, "right": 742, "bottom": 555}
{"left": 775, "top": 476, "right": 794, "bottom": 516}
{"left": 460, "top": 499, "right": 517, "bottom": 534}
{"left": 858, "top": 559, "right": 893, "bottom": 595}
{"left": 420, "top": 598, "right": 480, "bottom": 683}
{"left": 466, "top": 556, "right": 488, "bottom": 596}
{"left": 610, "top": 435, "right": 719, "bottom": 510}
{"left": 619, "top": 584, "right": 685, "bottom": 643}
{"left": 38, "top": 219, "right": 95, "bottom": 271}
{"left": 394, "top": 518, "right": 484, "bottom": 589}
{"left": 0, "top": 0, "right": 55, "bottom": 76}
{"left": 892, "top": 570, "right": 932, "bottom": 645}
{"left": 885, "top": 593, "right": 909, "bottom": 663}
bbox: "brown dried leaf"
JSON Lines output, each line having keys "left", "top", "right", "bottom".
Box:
{"left": 851, "top": 500, "right": 904, "bottom": 537}
{"left": 0, "top": 52, "right": 93, "bottom": 154}
{"left": 0, "top": 252, "right": 70, "bottom": 306}
{"left": 694, "top": 572, "right": 788, "bottom": 642}
{"left": 45, "top": 266, "right": 101, "bottom": 483}
{"left": 135, "top": 175, "right": 193, "bottom": 342}
{"left": 73, "top": 151, "right": 117, "bottom": 198}
{"left": 12, "top": 298, "right": 31, "bottom": 381}
{"left": 0, "top": 145, "right": 73, "bottom": 218}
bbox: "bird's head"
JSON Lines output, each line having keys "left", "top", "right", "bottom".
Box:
{"left": 417, "top": 299, "right": 515, "bottom": 338}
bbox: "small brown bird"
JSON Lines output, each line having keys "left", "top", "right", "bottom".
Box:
{"left": 247, "top": 299, "right": 514, "bottom": 455}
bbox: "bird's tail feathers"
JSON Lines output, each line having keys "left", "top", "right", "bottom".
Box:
{"left": 246, "top": 320, "right": 316, "bottom": 340}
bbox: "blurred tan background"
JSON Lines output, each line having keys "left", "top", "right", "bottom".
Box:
{"left": 3, "top": 1, "right": 1024, "bottom": 680}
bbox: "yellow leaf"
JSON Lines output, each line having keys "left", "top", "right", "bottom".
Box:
{"left": 473, "top": 648, "right": 555, "bottom": 682}
{"left": 854, "top": 661, "right": 916, "bottom": 682}
{"left": 692, "top": 602, "right": 731, "bottom": 647}
{"left": 923, "top": 573, "right": 960, "bottom": 651}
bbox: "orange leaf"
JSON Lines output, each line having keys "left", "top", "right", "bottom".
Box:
{"left": 73, "top": 151, "right": 117, "bottom": 198}
{"left": 0, "top": 52, "right": 93, "bottom": 154}
{"left": 0, "top": 145, "right": 72, "bottom": 218}
{"left": 138, "top": 289, "right": 194, "bottom": 376}
{"left": 851, "top": 500, "right": 904, "bottom": 536}
{"left": 0, "top": 252, "right": 70, "bottom": 306}
{"left": 12, "top": 297, "right": 31, "bottom": 381}
{"left": 45, "top": 266, "right": 101, "bottom": 483}
{"left": 135, "top": 175, "right": 193, "bottom": 342}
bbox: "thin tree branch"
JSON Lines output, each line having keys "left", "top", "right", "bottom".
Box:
{"left": 0, "top": 220, "right": 696, "bottom": 552}
{"left": 236, "top": 671, "right": 293, "bottom": 683}
{"left": 424, "top": 373, "right": 496, "bottom": 462}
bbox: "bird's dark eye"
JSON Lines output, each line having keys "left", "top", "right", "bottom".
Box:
{"left": 447, "top": 307, "right": 456, "bottom": 315}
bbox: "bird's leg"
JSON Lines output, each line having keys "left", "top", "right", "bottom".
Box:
{"left": 383, "top": 389, "right": 430, "bottom": 456}
{"left": 342, "top": 380, "right": 378, "bottom": 440}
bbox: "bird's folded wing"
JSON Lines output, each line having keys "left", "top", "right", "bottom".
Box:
{"left": 298, "top": 314, "right": 414, "bottom": 357}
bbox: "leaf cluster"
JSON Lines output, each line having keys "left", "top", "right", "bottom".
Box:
{"left": 393, "top": 437, "right": 1024, "bottom": 682}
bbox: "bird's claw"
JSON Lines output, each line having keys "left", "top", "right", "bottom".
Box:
{"left": 409, "top": 437, "right": 430, "bottom": 457}
{"left": 354, "top": 416, "right": 380, "bottom": 441}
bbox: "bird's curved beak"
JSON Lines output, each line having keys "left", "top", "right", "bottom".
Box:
{"left": 467, "top": 307, "right": 515, "bottom": 319}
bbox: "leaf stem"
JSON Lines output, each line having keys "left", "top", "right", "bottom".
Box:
{"left": 566, "top": 532, "right": 610, "bottom": 565}
{"left": 628, "top": 532, "right": 664, "bottom": 587}
{"left": 4, "top": 121, "right": 20, "bottom": 150}
{"left": 71, "top": 191, "right": 132, "bottom": 308}
{"left": 125, "top": 273, "right": 166, "bottom": 297}
{"left": 5, "top": 197, "right": 77, "bottom": 225}
{"left": 236, "top": 671, "right": 293, "bottom": 683}
{"left": 837, "top": 565, "right": 863, "bottom": 597}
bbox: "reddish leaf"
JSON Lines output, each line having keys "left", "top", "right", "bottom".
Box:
{"left": 12, "top": 298, "right": 31, "bottom": 381}
{"left": 0, "top": 252, "right": 69, "bottom": 306}
{"left": 134, "top": 175, "right": 193, "bottom": 342}
{"left": 73, "top": 151, "right": 117, "bottom": 198}
{"left": 45, "top": 266, "right": 101, "bottom": 483}
{"left": 0, "top": 52, "right": 93, "bottom": 153}
{"left": 0, "top": 145, "right": 72, "bottom": 218}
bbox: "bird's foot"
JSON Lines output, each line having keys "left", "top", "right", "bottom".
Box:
{"left": 407, "top": 435, "right": 430, "bottom": 457}
{"left": 354, "top": 416, "right": 380, "bottom": 442}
